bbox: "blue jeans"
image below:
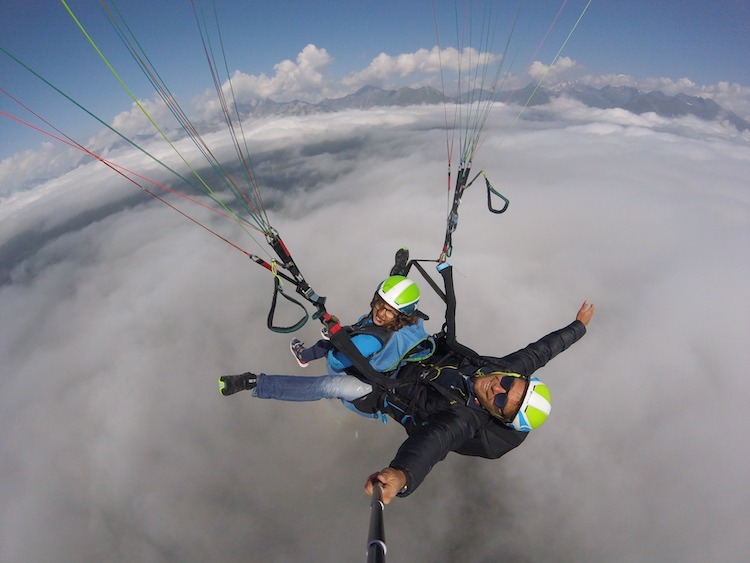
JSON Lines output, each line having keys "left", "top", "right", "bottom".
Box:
{"left": 253, "top": 373, "right": 373, "bottom": 402}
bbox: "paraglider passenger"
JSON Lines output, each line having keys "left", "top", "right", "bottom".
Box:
{"left": 289, "top": 247, "right": 415, "bottom": 369}
{"left": 218, "top": 272, "right": 434, "bottom": 403}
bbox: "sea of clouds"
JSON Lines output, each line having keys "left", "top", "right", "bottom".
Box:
{"left": 1, "top": 95, "right": 749, "bottom": 562}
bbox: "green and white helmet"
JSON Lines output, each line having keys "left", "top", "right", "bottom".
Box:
{"left": 377, "top": 275, "right": 420, "bottom": 314}
{"left": 508, "top": 376, "right": 552, "bottom": 432}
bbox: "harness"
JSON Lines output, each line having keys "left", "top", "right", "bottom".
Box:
{"left": 349, "top": 338, "right": 530, "bottom": 460}
{"left": 337, "top": 316, "right": 435, "bottom": 374}
{"left": 348, "top": 350, "right": 469, "bottom": 425}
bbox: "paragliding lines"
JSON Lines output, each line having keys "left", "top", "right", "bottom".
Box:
{"left": 62, "top": 0, "right": 271, "bottom": 240}
{"left": 3, "top": 1, "right": 330, "bottom": 330}
{"left": 434, "top": 0, "right": 592, "bottom": 260}
{"left": 3, "top": 0, "right": 593, "bottom": 338}
{"left": 0, "top": 98, "right": 262, "bottom": 262}
{"left": 2, "top": 53, "right": 321, "bottom": 335}
{"left": 503, "top": 0, "right": 594, "bottom": 137}
{"left": 188, "top": 0, "right": 271, "bottom": 231}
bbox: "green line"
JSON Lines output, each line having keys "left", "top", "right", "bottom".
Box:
{"left": 506, "top": 0, "right": 595, "bottom": 136}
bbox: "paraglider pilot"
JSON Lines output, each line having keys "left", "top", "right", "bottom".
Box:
{"left": 363, "top": 294, "right": 593, "bottom": 503}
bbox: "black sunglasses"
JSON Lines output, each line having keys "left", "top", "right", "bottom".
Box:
{"left": 492, "top": 375, "right": 518, "bottom": 411}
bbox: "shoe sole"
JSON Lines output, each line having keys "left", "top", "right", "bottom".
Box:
{"left": 218, "top": 377, "right": 232, "bottom": 396}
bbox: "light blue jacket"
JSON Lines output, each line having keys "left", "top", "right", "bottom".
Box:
{"left": 326, "top": 317, "right": 434, "bottom": 375}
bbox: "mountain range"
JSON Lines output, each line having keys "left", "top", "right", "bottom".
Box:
{"left": 239, "top": 83, "right": 749, "bottom": 132}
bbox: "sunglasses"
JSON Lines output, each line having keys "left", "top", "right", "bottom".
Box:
{"left": 492, "top": 375, "right": 519, "bottom": 411}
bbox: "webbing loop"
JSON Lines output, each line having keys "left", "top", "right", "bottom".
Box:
{"left": 485, "top": 175, "right": 509, "bottom": 214}
{"left": 266, "top": 275, "right": 309, "bottom": 333}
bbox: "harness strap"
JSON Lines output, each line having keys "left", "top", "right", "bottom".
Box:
{"left": 409, "top": 260, "right": 446, "bottom": 303}
{"left": 324, "top": 314, "right": 399, "bottom": 391}
{"left": 437, "top": 264, "right": 481, "bottom": 358}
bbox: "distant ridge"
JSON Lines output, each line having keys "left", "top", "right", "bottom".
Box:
{"left": 239, "top": 83, "right": 749, "bottom": 131}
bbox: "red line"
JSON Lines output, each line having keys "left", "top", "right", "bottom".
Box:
{"left": 1, "top": 107, "right": 262, "bottom": 257}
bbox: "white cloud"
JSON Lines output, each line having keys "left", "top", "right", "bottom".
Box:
{"left": 0, "top": 142, "right": 80, "bottom": 199}
{"left": 343, "top": 46, "right": 500, "bottom": 90}
{"left": 710, "top": 81, "right": 750, "bottom": 119}
{"left": 527, "top": 55, "right": 581, "bottom": 83}
{"left": 209, "top": 43, "right": 334, "bottom": 104}
{"left": 107, "top": 97, "right": 175, "bottom": 139}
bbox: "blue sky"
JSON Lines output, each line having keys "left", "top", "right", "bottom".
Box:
{"left": 1, "top": 0, "right": 749, "bottom": 160}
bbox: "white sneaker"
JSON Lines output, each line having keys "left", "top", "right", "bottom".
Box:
{"left": 290, "top": 338, "right": 309, "bottom": 368}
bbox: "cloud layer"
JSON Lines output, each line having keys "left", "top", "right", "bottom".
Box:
{"left": 1, "top": 93, "right": 749, "bottom": 562}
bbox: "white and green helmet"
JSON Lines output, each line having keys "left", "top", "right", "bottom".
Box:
{"left": 377, "top": 275, "right": 420, "bottom": 314}
{"left": 508, "top": 376, "right": 552, "bottom": 432}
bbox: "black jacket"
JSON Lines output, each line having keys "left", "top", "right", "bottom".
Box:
{"left": 387, "top": 319, "right": 587, "bottom": 496}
